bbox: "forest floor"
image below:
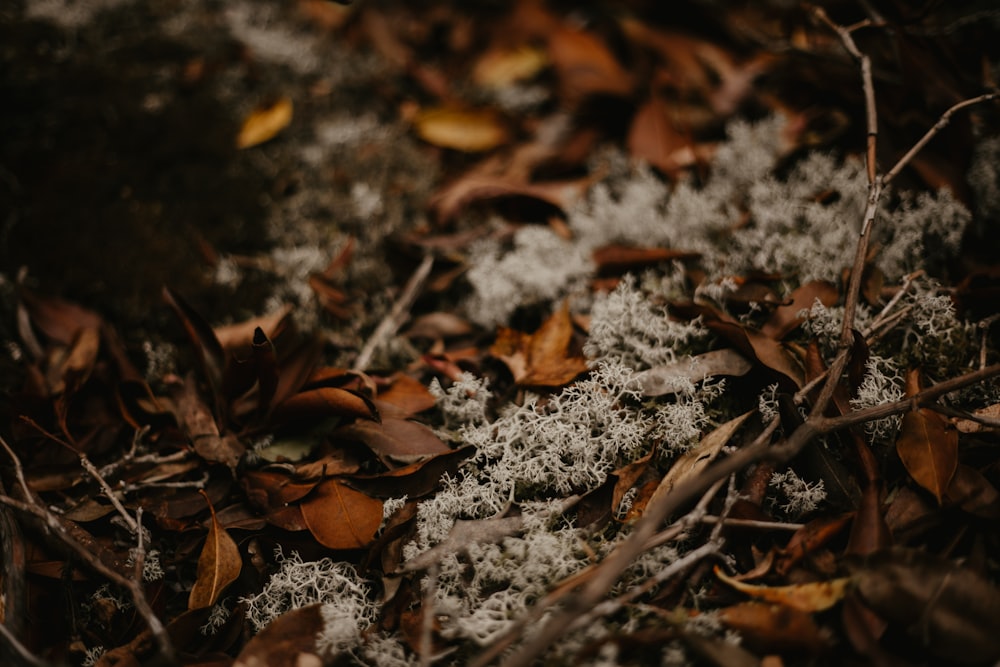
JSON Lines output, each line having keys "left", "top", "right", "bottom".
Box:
{"left": 2, "top": 1, "right": 1000, "bottom": 666}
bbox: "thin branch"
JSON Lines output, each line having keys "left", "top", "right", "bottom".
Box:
{"left": 884, "top": 93, "right": 999, "bottom": 185}
{"left": 353, "top": 254, "right": 434, "bottom": 372}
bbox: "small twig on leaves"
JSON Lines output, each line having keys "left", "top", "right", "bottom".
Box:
{"left": 353, "top": 254, "right": 434, "bottom": 372}
{"left": 0, "top": 436, "right": 178, "bottom": 665}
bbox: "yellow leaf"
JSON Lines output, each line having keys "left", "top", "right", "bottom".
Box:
{"left": 715, "top": 565, "right": 849, "bottom": 612}
{"left": 237, "top": 97, "right": 293, "bottom": 149}
{"left": 413, "top": 107, "right": 508, "bottom": 153}
{"left": 473, "top": 45, "right": 547, "bottom": 88}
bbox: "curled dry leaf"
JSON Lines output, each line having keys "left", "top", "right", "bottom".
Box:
{"left": 545, "top": 21, "right": 633, "bottom": 101}
{"left": 715, "top": 566, "right": 849, "bottom": 613}
{"left": 300, "top": 478, "right": 383, "bottom": 550}
{"left": 413, "top": 107, "right": 508, "bottom": 153}
{"left": 704, "top": 319, "right": 804, "bottom": 388}
{"left": 236, "top": 96, "right": 293, "bottom": 149}
{"left": 633, "top": 349, "right": 753, "bottom": 397}
{"left": 895, "top": 408, "right": 958, "bottom": 504}
{"left": 627, "top": 96, "right": 701, "bottom": 176}
{"left": 188, "top": 494, "right": 242, "bottom": 610}
{"left": 592, "top": 244, "right": 700, "bottom": 277}
{"left": 376, "top": 374, "right": 438, "bottom": 417}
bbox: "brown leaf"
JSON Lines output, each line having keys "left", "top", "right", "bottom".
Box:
{"left": 236, "top": 96, "right": 293, "bottom": 149}
{"left": 704, "top": 319, "right": 804, "bottom": 388}
{"left": 627, "top": 96, "right": 701, "bottom": 176}
{"left": 376, "top": 374, "right": 438, "bottom": 417}
{"left": 715, "top": 566, "right": 849, "bottom": 612}
{"left": 775, "top": 513, "right": 852, "bottom": 576}
{"left": 48, "top": 325, "right": 100, "bottom": 396}
{"left": 271, "top": 386, "right": 379, "bottom": 425}
{"left": 592, "top": 244, "right": 700, "bottom": 276}
{"left": 633, "top": 349, "right": 753, "bottom": 397}
{"left": 335, "top": 417, "right": 450, "bottom": 467}
{"left": 19, "top": 290, "right": 104, "bottom": 346}
{"left": 645, "top": 411, "right": 752, "bottom": 511}
{"left": 344, "top": 447, "right": 476, "bottom": 499}
{"left": 404, "top": 312, "right": 474, "bottom": 340}
{"left": 761, "top": 280, "right": 839, "bottom": 340}
{"left": 169, "top": 374, "right": 245, "bottom": 469}
{"left": 717, "top": 602, "right": 829, "bottom": 654}
{"left": 188, "top": 493, "right": 242, "bottom": 610}
{"left": 944, "top": 463, "right": 1000, "bottom": 519}
{"left": 851, "top": 548, "right": 1000, "bottom": 664}
{"left": 413, "top": 107, "right": 508, "bottom": 153}
{"left": 896, "top": 408, "right": 958, "bottom": 504}
{"left": 491, "top": 302, "right": 588, "bottom": 387}
{"left": 546, "top": 22, "right": 633, "bottom": 102}
{"left": 473, "top": 44, "right": 547, "bottom": 88}
{"left": 163, "top": 287, "right": 226, "bottom": 394}
{"left": 232, "top": 604, "right": 324, "bottom": 667}
{"left": 213, "top": 305, "right": 293, "bottom": 353}
{"left": 429, "top": 173, "right": 589, "bottom": 223}
{"left": 300, "top": 479, "right": 383, "bottom": 550}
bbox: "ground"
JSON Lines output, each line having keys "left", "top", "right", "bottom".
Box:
{"left": 1, "top": 1, "right": 1000, "bottom": 666}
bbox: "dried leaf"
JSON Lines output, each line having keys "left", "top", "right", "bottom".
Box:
{"left": 232, "top": 604, "right": 324, "bottom": 667}
{"left": 19, "top": 290, "right": 104, "bottom": 345}
{"left": 169, "top": 374, "right": 245, "bottom": 469}
{"left": 491, "top": 302, "right": 588, "bottom": 387}
{"left": 344, "top": 447, "right": 476, "bottom": 499}
{"left": 546, "top": 22, "right": 633, "bottom": 101}
{"left": 188, "top": 494, "right": 242, "bottom": 610}
{"left": 413, "top": 107, "right": 508, "bottom": 153}
{"left": 896, "top": 408, "right": 958, "bottom": 504}
{"left": 704, "top": 319, "right": 804, "bottom": 388}
{"left": 715, "top": 566, "right": 849, "bottom": 612}
{"left": 627, "top": 96, "right": 700, "bottom": 176}
{"left": 429, "top": 173, "right": 589, "bottom": 223}
{"left": 300, "top": 479, "right": 383, "bottom": 550}
{"left": 473, "top": 45, "right": 547, "bottom": 88}
{"left": 717, "top": 602, "right": 829, "bottom": 654}
{"left": 634, "top": 349, "right": 753, "bottom": 397}
{"left": 944, "top": 463, "right": 1000, "bottom": 519}
{"left": 236, "top": 96, "right": 293, "bottom": 149}
{"left": 163, "top": 287, "right": 226, "bottom": 394}
{"left": 271, "top": 386, "right": 379, "bottom": 425}
{"left": 761, "top": 280, "right": 838, "bottom": 340}
{"left": 645, "top": 411, "right": 752, "bottom": 510}
{"left": 592, "top": 244, "right": 700, "bottom": 276}
{"left": 851, "top": 548, "right": 1000, "bottom": 664}
{"left": 775, "top": 513, "right": 852, "bottom": 576}
{"left": 335, "top": 417, "right": 450, "bottom": 466}
{"left": 376, "top": 374, "right": 438, "bottom": 417}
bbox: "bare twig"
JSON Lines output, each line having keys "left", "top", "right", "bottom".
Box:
{"left": 0, "top": 436, "right": 178, "bottom": 665}
{"left": 353, "top": 254, "right": 434, "bottom": 372}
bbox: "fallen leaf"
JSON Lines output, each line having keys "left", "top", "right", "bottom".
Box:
{"left": 213, "top": 305, "right": 293, "bottom": 353}
{"left": 169, "top": 374, "right": 245, "bottom": 469}
{"left": 163, "top": 287, "right": 226, "bottom": 395}
{"left": 300, "top": 479, "right": 383, "bottom": 550}
{"left": 491, "top": 301, "right": 588, "bottom": 387}
{"left": 761, "top": 280, "right": 839, "bottom": 340}
{"left": 376, "top": 374, "right": 438, "bottom": 416}
{"left": 271, "top": 386, "right": 379, "bottom": 425}
{"left": 896, "top": 408, "right": 958, "bottom": 504}
{"left": 546, "top": 21, "right": 633, "bottom": 102}
{"left": 189, "top": 493, "right": 242, "bottom": 610}
{"left": 429, "top": 173, "right": 589, "bottom": 223}
{"left": 19, "top": 290, "right": 104, "bottom": 345}
{"left": 627, "top": 96, "right": 700, "bottom": 176}
{"left": 717, "top": 602, "right": 829, "bottom": 654}
{"left": 944, "top": 463, "right": 1000, "bottom": 519}
{"left": 236, "top": 96, "right": 293, "bottom": 149}
{"left": 592, "top": 244, "right": 700, "bottom": 276}
{"left": 413, "top": 107, "right": 508, "bottom": 153}
{"left": 335, "top": 417, "right": 450, "bottom": 467}
{"left": 704, "top": 319, "right": 804, "bottom": 388}
{"left": 473, "top": 44, "right": 547, "bottom": 88}
{"left": 715, "top": 566, "right": 849, "bottom": 612}
{"left": 775, "top": 513, "right": 852, "bottom": 576}
{"left": 954, "top": 402, "right": 1000, "bottom": 433}
{"left": 645, "top": 411, "right": 752, "bottom": 510}
{"left": 343, "top": 447, "right": 476, "bottom": 499}
{"left": 633, "top": 349, "right": 753, "bottom": 397}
